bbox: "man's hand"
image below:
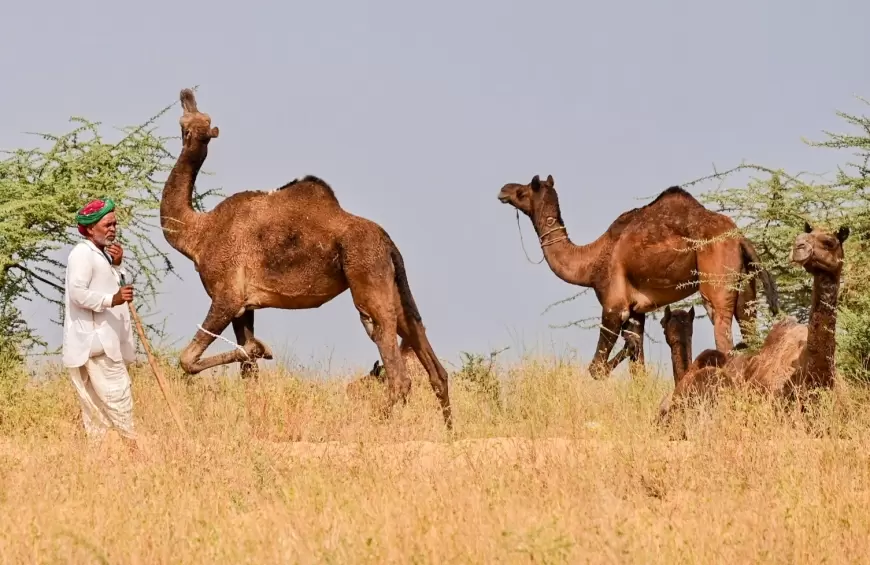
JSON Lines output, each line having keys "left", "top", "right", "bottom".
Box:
{"left": 111, "top": 285, "right": 134, "bottom": 307}
{"left": 106, "top": 243, "right": 123, "bottom": 266}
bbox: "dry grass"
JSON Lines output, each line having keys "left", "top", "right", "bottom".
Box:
{"left": 2, "top": 355, "right": 870, "bottom": 564}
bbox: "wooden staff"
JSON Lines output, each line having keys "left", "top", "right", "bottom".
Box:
{"left": 126, "top": 293, "right": 187, "bottom": 436}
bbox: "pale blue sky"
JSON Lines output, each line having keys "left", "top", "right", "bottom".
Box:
{"left": 4, "top": 0, "right": 869, "bottom": 375}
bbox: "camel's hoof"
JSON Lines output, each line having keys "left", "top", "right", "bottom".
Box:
{"left": 244, "top": 338, "right": 273, "bottom": 360}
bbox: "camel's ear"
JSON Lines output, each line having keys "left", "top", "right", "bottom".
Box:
{"left": 530, "top": 175, "right": 541, "bottom": 191}
{"left": 209, "top": 127, "right": 220, "bottom": 139}
{"left": 546, "top": 174, "right": 554, "bottom": 186}
{"left": 803, "top": 221, "right": 813, "bottom": 234}
{"left": 180, "top": 88, "right": 198, "bottom": 114}
{"left": 662, "top": 305, "right": 671, "bottom": 323}
{"left": 688, "top": 305, "right": 695, "bottom": 319}
{"left": 837, "top": 226, "right": 850, "bottom": 243}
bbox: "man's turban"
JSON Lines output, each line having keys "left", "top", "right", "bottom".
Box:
{"left": 76, "top": 198, "right": 115, "bottom": 236}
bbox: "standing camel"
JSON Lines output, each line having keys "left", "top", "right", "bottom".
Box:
{"left": 497, "top": 174, "right": 779, "bottom": 378}
{"left": 159, "top": 88, "right": 452, "bottom": 427}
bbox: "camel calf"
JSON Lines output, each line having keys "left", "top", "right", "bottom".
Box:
{"left": 657, "top": 307, "right": 734, "bottom": 422}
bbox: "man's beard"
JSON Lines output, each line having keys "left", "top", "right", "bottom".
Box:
{"left": 94, "top": 234, "right": 115, "bottom": 247}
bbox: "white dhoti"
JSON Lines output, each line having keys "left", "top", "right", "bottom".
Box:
{"left": 68, "top": 354, "right": 136, "bottom": 441}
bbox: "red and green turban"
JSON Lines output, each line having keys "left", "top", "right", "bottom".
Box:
{"left": 76, "top": 198, "right": 115, "bottom": 236}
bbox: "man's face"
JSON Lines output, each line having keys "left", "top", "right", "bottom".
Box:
{"left": 86, "top": 211, "right": 117, "bottom": 247}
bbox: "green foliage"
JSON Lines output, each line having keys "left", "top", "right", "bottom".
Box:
{"left": 454, "top": 347, "right": 508, "bottom": 407}
{"left": 0, "top": 94, "right": 218, "bottom": 363}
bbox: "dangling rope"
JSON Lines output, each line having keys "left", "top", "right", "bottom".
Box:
{"left": 515, "top": 209, "right": 568, "bottom": 264}
{"left": 516, "top": 210, "right": 545, "bottom": 264}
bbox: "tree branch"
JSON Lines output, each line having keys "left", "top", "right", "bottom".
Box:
{"left": 9, "top": 264, "right": 64, "bottom": 292}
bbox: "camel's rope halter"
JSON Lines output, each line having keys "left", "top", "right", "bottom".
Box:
{"left": 515, "top": 210, "right": 568, "bottom": 264}
{"left": 197, "top": 324, "right": 250, "bottom": 359}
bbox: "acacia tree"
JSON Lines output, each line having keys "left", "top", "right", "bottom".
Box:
{"left": 0, "top": 96, "right": 217, "bottom": 366}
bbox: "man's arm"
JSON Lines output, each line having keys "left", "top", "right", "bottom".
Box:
{"left": 67, "top": 247, "right": 114, "bottom": 312}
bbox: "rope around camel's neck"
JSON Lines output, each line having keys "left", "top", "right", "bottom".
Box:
{"left": 515, "top": 210, "right": 568, "bottom": 265}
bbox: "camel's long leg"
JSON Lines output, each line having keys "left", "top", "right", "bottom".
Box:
{"left": 696, "top": 249, "right": 739, "bottom": 354}
{"left": 367, "top": 340, "right": 415, "bottom": 382}
{"left": 397, "top": 313, "right": 452, "bottom": 429}
{"left": 349, "top": 280, "right": 409, "bottom": 418}
{"left": 589, "top": 309, "right": 627, "bottom": 379}
{"left": 606, "top": 314, "right": 644, "bottom": 372}
{"left": 180, "top": 302, "right": 270, "bottom": 374}
{"left": 232, "top": 310, "right": 259, "bottom": 379}
{"left": 605, "top": 313, "right": 646, "bottom": 378}
{"left": 626, "top": 312, "right": 646, "bottom": 377}
{"left": 606, "top": 345, "right": 631, "bottom": 372}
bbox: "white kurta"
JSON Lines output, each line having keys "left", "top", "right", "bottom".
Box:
{"left": 62, "top": 239, "right": 137, "bottom": 440}
{"left": 62, "top": 240, "right": 135, "bottom": 368}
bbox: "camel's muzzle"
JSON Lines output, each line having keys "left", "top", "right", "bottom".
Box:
{"left": 790, "top": 243, "right": 812, "bottom": 265}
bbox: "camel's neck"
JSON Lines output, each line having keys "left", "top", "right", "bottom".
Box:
{"left": 669, "top": 336, "right": 692, "bottom": 383}
{"left": 529, "top": 214, "right": 604, "bottom": 288}
{"left": 800, "top": 270, "right": 841, "bottom": 387}
{"left": 160, "top": 142, "right": 208, "bottom": 260}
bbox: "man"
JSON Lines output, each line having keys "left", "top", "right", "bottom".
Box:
{"left": 62, "top": 198, "right": 138, "bottom": 447}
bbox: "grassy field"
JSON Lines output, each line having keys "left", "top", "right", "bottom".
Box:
{"left": 1, "top": 354, "right": 869, "bottom": 564}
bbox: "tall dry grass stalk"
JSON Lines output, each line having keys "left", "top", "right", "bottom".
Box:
{"left": 1, "top": 356, "right": 869, "bottom": 563}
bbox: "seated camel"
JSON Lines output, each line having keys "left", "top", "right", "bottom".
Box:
{"left": 657, "top": 222, "right": 849, "bottom": 422}
{"left": 497, "top": 174, "right": 778, "bottom": 379}
{"left": 742, "top": 222, "right": 848, "bottom": 394}
{"left": 656, "top": 306, "right": 735, "bottom": 422}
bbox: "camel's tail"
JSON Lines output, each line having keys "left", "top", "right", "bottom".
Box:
{"left": 384, "top": 234, "right": 423, "bottom": 323}
{"left": 740, "top": 238, "right": 780, "bottom": 315}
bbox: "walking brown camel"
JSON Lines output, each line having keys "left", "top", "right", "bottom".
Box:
{"left": 658, "top": 222, "right": 849, "bottom": 420}
{"left": 497, "top": 174, "right": 779, "bottom": 378}
{"left": 159, "top": 88, "right": 452, "bottom": 427}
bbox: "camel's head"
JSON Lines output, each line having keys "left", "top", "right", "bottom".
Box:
{"left": 790, "top": 222, "right": 849, "bottom": 275}
{"left": 660, "top": 305, "right": 694, "bottom": 347}
{"left": 178, "top": 88, "right": 219, "bottom": 149}
{"left": 497, "top": 174, "right": 563, "bottom": 225}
